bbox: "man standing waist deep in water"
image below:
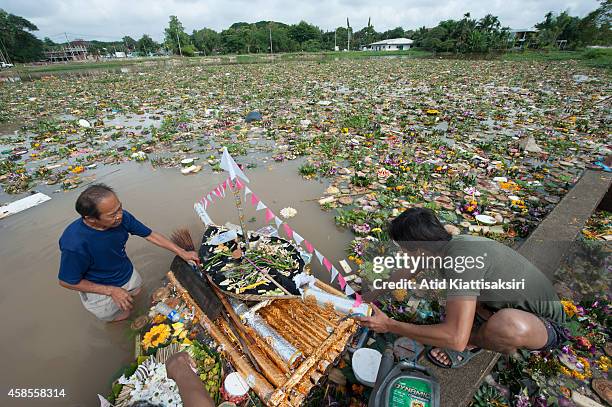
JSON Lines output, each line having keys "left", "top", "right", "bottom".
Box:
{"left": 58, "top": 184, "right": 200, "bottom": 322}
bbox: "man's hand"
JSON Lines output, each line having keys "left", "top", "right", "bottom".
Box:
{"left": 354, "top": 303, "right": 392, "bottom": 333}
{"left": 109, "top": 286, "right": 134, "bottom": 311}
{"left": 166, "top": 352, "right": 197, "bottom": 382}
{"left": 179, "top": 250, "right": 200, "bottom": 265}
{"left": 145, "top": 232, "right": 201, "bottom": 265}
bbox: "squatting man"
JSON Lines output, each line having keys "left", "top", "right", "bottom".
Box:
{"left": 58, "top": 184, "right": 200, "bottom": 322}
{"left": 356, "top": 208, "right": 567, "bottom": 368}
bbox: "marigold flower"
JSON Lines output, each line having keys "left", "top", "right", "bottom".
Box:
{"left": 561, "top": 300, "right": 578, "bottom": 317}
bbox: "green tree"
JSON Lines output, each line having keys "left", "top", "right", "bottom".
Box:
{"left": 43, "top": 37, "right": 56, "bottom": 47}
{"left": 122, "top": 35, "right": 137, "bottom": 51}
{"left": 288, "top": 21, "right": 322, "bottom": 49}
{"left": 0, "top": 9, "right": 43, "bottom": 62}
{"left": 381, "top": 26, "right": 405, "bottom": 39}
{"left": 577, "top": 0, "right": 612, "bottom": 45}
{"left": 535, "top": 11, "right": 582, "bottom": 48}
{"left": 164, "top": 15, "right": 192, "bottom": 55}
{"left": 136, "top": 34, "right": 157, "bottom": 54}
{"left": 192, "top": 28, "right": 220, "bottom": 55}
{"left": 220, "top": 28, "right": 245, "bottom": 53}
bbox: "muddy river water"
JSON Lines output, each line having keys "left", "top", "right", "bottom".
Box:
{"left": 0, "top": 158, "right": 351, "bottom": 406}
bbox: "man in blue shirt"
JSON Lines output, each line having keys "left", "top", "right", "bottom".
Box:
{"left": 58, "top": 184, "right": 200, "bottom": 322}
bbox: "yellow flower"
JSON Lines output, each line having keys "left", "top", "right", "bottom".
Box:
{"left": 348, "top": 255, "right": 355, "bottom": 261}
{"left": 426, "top": 109, "right": 440, "bottom": 115}
{"left": 371, "top": 228, "right": 382, "bottom": 233}
{"left": 597, "top": 356, "right": 610, "bottom": 372}
{"left": 70, "top": 165, "right": 84, "bottom": 174}
{"left": 142, "top": 324, "right": 171, "bottom": 350}
{"left": 499, "top": 181, "right": 520, "bottom": 192}
{"left": 355, "top": 258, "right": 364, "bottom": 265}
{"left": 341, "top": 127, "right": 349, "bottom": 134}
{"left": 392, "top": 289, "right": 407, "bottom": 302}
{"left": 131, "top": 147, "right": 137, "bottom": 151}
{"left": 559, "top": 366, "right": 571, "bottom": 376}
{"left": 171, "top": 322, "right": 185, "bottom": 337}
{"left": 152, "top": 314, "right": 166, "bottom": 324}
{"left": 395, "top": 185, "right": 405, "bottom": 191}
{"left": 561, "top": 300, "right": 578, "bottom": 318}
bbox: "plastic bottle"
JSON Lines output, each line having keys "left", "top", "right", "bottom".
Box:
{"left": 154, "top": 302, "right": 181, "bottom": 323}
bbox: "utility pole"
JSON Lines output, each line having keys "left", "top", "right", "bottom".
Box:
{"left": 269, "top": 26, "right": 273, "bottom": 54}
{"left": 175, "top": 31, "right": 183, "bottom": 56}
{"left": 334, "top": 30, "right": 337, "bottom": 50}
{"left": 346, "top": 18, "right": 351, "bottom": 51}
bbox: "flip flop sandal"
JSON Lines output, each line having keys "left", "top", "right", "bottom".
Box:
{"left": 592, "top": 379, "right": 612, "bottom": 406}
{"left": 594, "top": 161, "right": 612, "bottom": 172}
{"left": 426, "top": 346, "right": 483, "bottom": 369}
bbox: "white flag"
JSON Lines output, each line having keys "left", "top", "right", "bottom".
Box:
{"left": 194, "top": 203, "right": 213, "bottom": 225}
{"left": 330, "top": 266, "right": 339, "bottom": 282}
{"left": 244, "top": 186, "right": 252, "bottom": 199}
{"left": 220, "top": 147, "right": 250, "bottom": 183}
{"left": 293, "top": 232, "right": 304, "bottom": 246}
{"left": 314, "top": 249, "right": 324, "bottom": 264}
{"left": 344, "top": 284, "right": 355, "bottom": 296}
{"left": 274, "top": 216, "right": 283, "bottom": 228}
{"left": 256, "top": 201, "right": 267, "bottom": 211}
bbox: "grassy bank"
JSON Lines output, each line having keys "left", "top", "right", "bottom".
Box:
{"left": 1, "top": 48, "right": 609, "bottom": 78}
{"left": 502, "top": 48, "right": 612, "bottom": 69}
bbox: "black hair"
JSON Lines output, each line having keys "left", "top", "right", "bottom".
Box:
{"left": 388, "top": 207, "right": 452, "bottom": 243}
{"left": 75, "top": 184, "right": 115, "bottom": 218}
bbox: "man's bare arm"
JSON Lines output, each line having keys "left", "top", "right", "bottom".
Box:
{"left": 145, "top": 231, "right": 200, "bottom": 264}
{"left": 58, "top": 279, "right": 133, "bottom": 311}
{"left": 356, "top": 297, "right": 477, "bottom": 351}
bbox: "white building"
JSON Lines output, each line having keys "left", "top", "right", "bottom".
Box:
{"left": 363, "top": 38, "right": 414, "bottom": 51}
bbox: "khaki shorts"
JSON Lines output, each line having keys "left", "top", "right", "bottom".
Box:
{"left": 79, "top": 269, "right": 143, "bottom": 322}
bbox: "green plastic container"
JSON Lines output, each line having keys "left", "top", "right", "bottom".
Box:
{"left": 369, "top": 360, "right": 440, "bottom": 407}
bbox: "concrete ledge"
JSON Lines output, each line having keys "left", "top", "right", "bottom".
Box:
{"left": 419, "top": 170, "right": 612, "bottom": 406}
{"left": 518, "top": 170, "right": 612, "bottom": 279}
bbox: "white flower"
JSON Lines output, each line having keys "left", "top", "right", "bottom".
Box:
{"left": 120, "top": 359, "right": 181, "bottom": 406}
{"left": 280, "top": 207, "right": 297, "bottom": 219}
{"left": 131, "top": 151, "right": 147, "bottom": 161}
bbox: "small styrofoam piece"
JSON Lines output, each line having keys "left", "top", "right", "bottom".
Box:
{"left": 224, "top": 372, "right": 250, "bottom": 396}
{"left": 352, "top": 348, "right": 382, "bottom": 387}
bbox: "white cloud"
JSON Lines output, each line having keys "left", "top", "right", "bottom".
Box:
{"left": 1, "top": 0, "right": 601, "bottom": 42}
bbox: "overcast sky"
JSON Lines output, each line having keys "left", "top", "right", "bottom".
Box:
{"left": 2, "top": 0, "right": 601, "bottom": 43}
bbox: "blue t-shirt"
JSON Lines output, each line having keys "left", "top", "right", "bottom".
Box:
{"left": 58, "top": 210, "right": 152, "bottom": 286}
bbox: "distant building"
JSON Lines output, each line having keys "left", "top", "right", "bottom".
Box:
{"left": 44, "top": 40, "right": 89, "bottom": 62}
{"left": 509, "top": 28, "right": 537, "bottom": 49}
{"left": 362, "top": 38, "right": 413, "bottom": 51}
